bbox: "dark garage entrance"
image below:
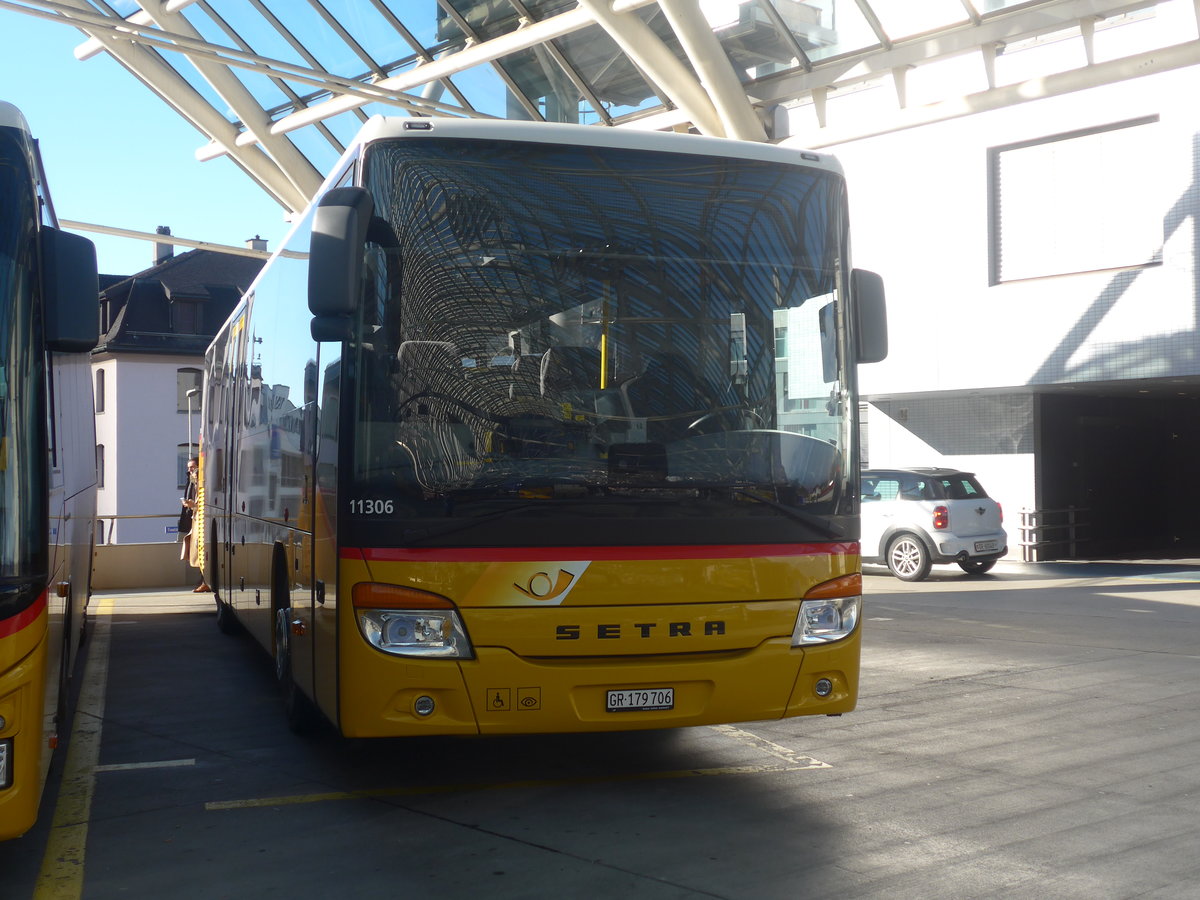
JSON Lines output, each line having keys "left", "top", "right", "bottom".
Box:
{"left": 1037, "top": 389, "right": 1200, "bottom": 559}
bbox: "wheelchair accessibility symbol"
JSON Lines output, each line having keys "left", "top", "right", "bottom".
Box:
{"left": 486, "top": 687, "right": 541, "bottom": 711}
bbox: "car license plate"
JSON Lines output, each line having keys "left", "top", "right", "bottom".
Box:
{"left": 606, "top": 687, "right": 674, "bottom": 712}
{"left": 974, "top": 540, "right": 999, "bottom": 552}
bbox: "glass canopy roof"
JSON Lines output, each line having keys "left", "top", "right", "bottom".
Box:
{"left": 1, "top": 0, "right": 1184, "bottom": 216}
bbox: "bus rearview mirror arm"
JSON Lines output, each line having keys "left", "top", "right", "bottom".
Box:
{"left": 852, "top": 269, "right": 888, "bottom": 364}
{"left": 308, "top": 186, "right": 375, "bottom": 341}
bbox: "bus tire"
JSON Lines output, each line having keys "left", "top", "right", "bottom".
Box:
{"left": 215, "top": 597, "right": 240, "bottom": 635}
{"left": 210, "top": 530, "right": 239, "bottom": 634}
{"left": 273, "top": 605, "right": 321, "bottom": 734}
{"left": 272, "top": 550, "right": 321, "bottom": 734}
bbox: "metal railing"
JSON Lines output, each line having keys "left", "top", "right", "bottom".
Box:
{"left": 95, "top": 512, "right": 183, "bottom": 545}
{"left": 1019, "top": 507, "right": 1090, "bottom": 562}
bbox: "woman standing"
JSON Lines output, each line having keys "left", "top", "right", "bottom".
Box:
{"left": 180, "top": 456, "right": 209, "bottom": 592}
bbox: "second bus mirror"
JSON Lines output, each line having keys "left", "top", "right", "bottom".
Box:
{"left": 41, "top": 227, "right": 99, "bottom": 353}
{"left": 308, "top": 186, "right": 374, "bottom": 338}
{"left": 851, "top": 269, "right": 888, "bottom": 365}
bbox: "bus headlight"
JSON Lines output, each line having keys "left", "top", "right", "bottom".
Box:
{"left": 792, "top": 574, "right": 862, "bottom": 645}
{"left": 353, "top": 583, "right": 474, "bottom": 659}
{"left": 1, "top": 738, "right": 12, "bottom": 790}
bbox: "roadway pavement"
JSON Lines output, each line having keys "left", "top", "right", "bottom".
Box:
{"left": 4, "top": 559, "right": 1200, "bottom": 898}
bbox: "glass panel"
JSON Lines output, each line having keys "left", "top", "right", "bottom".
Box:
{"left": 350, "top": 137, "right": 851, "bottom": 540}
{"left": 177, "top": 368, "right": 203, "bottom": 412}
{"left": 202, "top": 2, "right": 316, "bottom": 71}
{"left": 493, "top": 46, "right": 604, "bottom": 125}
{"left": 313, "top": 0, "right": 408, "bottom": 66}
{"left": 554, "top": 24, "right": 668, "bottom": 120}
{"left": 867, "top": 0, "right": 969, "bottom": 41}
{"left": 0, "top": 126, "right": 47, "bottom": 585}
{"left": 707, "top": 0, "right": 817, "bottom": 78}
{"left": 177, "top": 444, "right": 193, "bottom": 490}
{"left": 263, "top": 0, "right": 374, "bottom": 76}
{"left": 785, "top": 0, "right": 878, "bottom": 64}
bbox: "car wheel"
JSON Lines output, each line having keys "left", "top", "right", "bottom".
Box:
{"left": 958, "top": 558, "right": 997, "bottom": 575}
{"left": 887, "top": 533, "right": 932, "bottom": 581}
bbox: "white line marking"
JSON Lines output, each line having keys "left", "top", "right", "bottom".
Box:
{"left": 95, "top": 758, "right": 196, "bottom": 773}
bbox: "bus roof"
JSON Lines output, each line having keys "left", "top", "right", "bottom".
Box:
{"left": 0, "top": 101, "right": 32, "bottom": 135}
{"left": 350, "top": 116, "right": 844, "bottom": 176}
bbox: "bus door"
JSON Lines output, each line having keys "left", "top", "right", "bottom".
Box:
{"left": 309, "top": 352, "right": 341, "bottom": 720}
{"left": 223, "top": 313, "right": 254, "bottom": 625}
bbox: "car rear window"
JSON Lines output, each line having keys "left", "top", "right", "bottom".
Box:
{"left": 863, "top": 476, "right": 934, "bottom": 501}
{"left": 938, "top": 475, "right": 989, "bottom": 499}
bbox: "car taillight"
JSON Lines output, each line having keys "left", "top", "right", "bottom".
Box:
{"left": 933, "top": 505, "right": 949, "bottom": 530}
{"left": 998, "top": 502, "right": 1004, "bottom": 524}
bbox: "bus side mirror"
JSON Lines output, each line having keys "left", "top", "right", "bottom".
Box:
{"left": 308, "top": 186, "right": 374, "bottom": 340}
{"left": 41, "top": 227, "right": 99, "bottom": 352}
{"left": 852, "top": 269, "right": 887, "bottom": 364}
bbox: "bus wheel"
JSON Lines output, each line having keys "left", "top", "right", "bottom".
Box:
{"left": 215, "top": 597, "right": 239, "bottom": 635}
{"left": 273, "top": 606, "right": 320, "bottom": 734}
{"left": 887, "top": 533, "right": 932, "bottom": 581}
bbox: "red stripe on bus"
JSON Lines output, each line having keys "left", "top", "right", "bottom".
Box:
{"left": 347, "top": 543, "right": 859, "bottom": 563}
{"left": 0, "top": 591, "right": 48, "bottom": 639}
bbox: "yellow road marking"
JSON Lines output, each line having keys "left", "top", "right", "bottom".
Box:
{"left": 34, "top": 598, "right": 113, "bottom": 900}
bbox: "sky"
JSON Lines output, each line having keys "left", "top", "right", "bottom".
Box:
{"left": 0, "top": 9, "right": 293, "bottom": 277}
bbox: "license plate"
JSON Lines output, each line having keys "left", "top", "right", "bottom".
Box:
{"left": 606, "top": 687, "right": 674, "bottom": 712}
{"left": 974, "top": 540, "right": 999, "bottom": 552}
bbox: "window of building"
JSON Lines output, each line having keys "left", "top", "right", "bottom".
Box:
{"left": 171, "top": 299, "right": 202, "bottom": 334}
{"left": 989, "top": 116, "right": 1162, "bottom": 283}
{"left": 96, "top": 444, "right": 105, "bottom": 489}
{"left": 95, "top": 368, "right": 105, "bottom": 413}
{"left": 177, "top": 443, "right": 193, "bottom": 490}
{"left": 177, "top": 368, "right": 202, "bottom": 413}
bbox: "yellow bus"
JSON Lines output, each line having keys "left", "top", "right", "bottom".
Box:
{"left": 0, "top": 102, "right": 99, "bottom": 840}
{"left": 201, "top": 118, "right": 886, "bottom": 736}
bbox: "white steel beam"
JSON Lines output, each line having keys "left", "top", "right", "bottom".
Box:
{"left": 253, "top": 0, "right": 666, "bottom": 141}
{"left": 41, "top": 0, "right": 311, "bottom": 211}
{"left": 752, "top": 0, "right": 1156, "bottom": 106}
{"left": 574, "top": 0, "right": 726, "bottom": 136}
{"left": 790, "top": 36, "right": 1200, "bottom": 149}
{"left": 134, "top": 0, "right": 323, "bottom": 202}
{"left": 74, "top": 0, "right": 200, "bottom": 60}
{"left": 59, "top": 219, "right": 307, "bottom": 259}
{"left": 656, "top": 0, "right": 766, "bottom": 140}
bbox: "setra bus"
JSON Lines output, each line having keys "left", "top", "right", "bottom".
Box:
{"left": 201, "top": 117, "right": 886, "bottom": 736}
{"left": 0, "top": 102, "right": 99, "bottom": 840}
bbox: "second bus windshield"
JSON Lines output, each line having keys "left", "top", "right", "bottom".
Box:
{"left": 351, "top": 137, "right": 851, "bottom": 525}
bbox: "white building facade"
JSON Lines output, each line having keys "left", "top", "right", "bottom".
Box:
{"left": 90, "top": 244, "right": 262, "bottom": 585}
{"left": 799, "top": 5, "right": 1200, "bottom": 558}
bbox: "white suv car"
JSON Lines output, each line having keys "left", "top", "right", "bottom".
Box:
{"left": 860, "top": 468, "right": 1007, "bottom": 581}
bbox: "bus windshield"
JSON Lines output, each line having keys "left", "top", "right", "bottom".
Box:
{"left": 349, "top": 138, "right": 852, "bottom": 537}
{"left": 0, "top": 127, "right": 47, "bottom": 587}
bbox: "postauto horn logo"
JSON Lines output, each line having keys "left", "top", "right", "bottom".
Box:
{"left": 513, "top": 567, "right": 585, "bottom": 603}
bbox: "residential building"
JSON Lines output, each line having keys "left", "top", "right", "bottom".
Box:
{"left": 91, "top": 231, "right": 264, "bottom": 585}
